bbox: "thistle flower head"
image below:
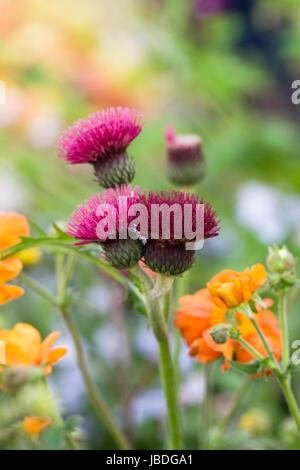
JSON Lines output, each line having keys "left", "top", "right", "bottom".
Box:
{"left": 67, "top": 185, "right": 144, "bottom": 243}
{"left": 165, "top": 127, "right": 205, "bottom": 185}
{"left": 58, "top": 107, "right": 143, "bottom": 188}
{"left": 142, "top": 190, "right": 219, "bottom": 243}
{"left": 58, "top": 107, "right": 142, "bottom": 164}
{"left": 142, "top": 190, "right": 219, "bottom": 276}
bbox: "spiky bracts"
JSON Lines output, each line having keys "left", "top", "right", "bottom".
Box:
{"left": 165, "top": 127, "right": 205, "bottom": 186}
{"left": 66, "top": 185, "right": 145, "bottom": 269}
{"left": 58, "top": 107, "right": 142, "bottom": 188}
{"left": 141, "top": 190, "right": 219, "bottom": 275}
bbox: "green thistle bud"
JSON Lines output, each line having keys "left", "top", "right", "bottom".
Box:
{"left": 92, "top": 151, "right": 135, "bottom": 189}
{"left": 102, "top": 238, "right": 144, "bottom": 270}
{"left": 166, "top": 128, "right": 205, "bottom": 187}
{"left": 210, "top": 324, "right": 232, "bottom": 344}
{"left": 144, "top": 241, "right": 195, "bottom": 276}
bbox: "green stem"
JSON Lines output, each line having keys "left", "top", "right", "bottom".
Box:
{"left": 21, "top": 269, "right": 131, "bottom": 450}
{"left": 277, "top": 375, "right": 300, "bottom": 437}
{"left": 279, "top": 292, "right": 289, "bottom": 373}
{"left": 61, "top": 307, "right": 131, "bottom": 450}
{"left": 158, "top": 339, "right": 182, "bottom": 449}
{"left": 174, "top": 271, "right": 191, "bottom": 389}
{"left": 213, "top": 376, "right": 252, "bottom": 448}
{"left": 144, "top": 277, "right": 182, "bottom": 449}
{"left": 163, "top": 289, "right": 172, "bottom": 322}
{"left": 251, "top": 316, "right": 276, "bottom": 362}
{"left": 130, "top": 263, "right": 154, "bottom": 290}
{"left": 19, "top": 273, "right": 60, "bottom": 308}
{"left": 202, "top": 363, "right": 211, "bottom": 449}
{"left": 238, "top": 337, "right": 265, "bottom": 361}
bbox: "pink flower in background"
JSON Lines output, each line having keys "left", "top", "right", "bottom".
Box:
{"left": 195, "top": 0, "right": 234, "bottom": 15}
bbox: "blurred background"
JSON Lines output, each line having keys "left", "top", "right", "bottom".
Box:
{"left": 1, "top": 0, "right": 300, "bottom": 449}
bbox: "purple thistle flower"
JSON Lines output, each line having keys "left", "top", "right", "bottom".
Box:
{"left": 67, "top": 185, "right": 144, "bottom": 243}
{"left": 66, "top": 185, "right": 146, "bottom": 269}
{"left": 141, "top": 190, "right": 220, "bottom": 276}
{"left": 58, "top": 107, "right": 143, "bottom": 188}
{"left": 142, "top": 190, "right": 219, "bottom": 243}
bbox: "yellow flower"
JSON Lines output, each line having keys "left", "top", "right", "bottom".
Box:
{"left": 17, "top": 248, "right": 42, "bottom": 266}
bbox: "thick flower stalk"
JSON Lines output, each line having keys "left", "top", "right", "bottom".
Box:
{"left": 166, "top": 127, "right": 205, "bottom": 186}
{"left": 58, "top": 107, "right": 143, "bottom": 188}
{"left": 141, "top": 190, "right": 219, "bottom": 276}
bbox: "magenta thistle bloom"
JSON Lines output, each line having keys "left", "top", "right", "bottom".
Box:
{"left": 58, "top": 107, "right": 143, "bottom": 188}
{"left": 142, "top": 190, "right": 219, "bottom": 242}
{"left": 141, "top": 190, "right": 219, "bottom": 275}
{"left": 165, "top": 127, "right": 205, "bottom": 186}
{"left": 66, "top": 185, "right": 145, "bottom": 269}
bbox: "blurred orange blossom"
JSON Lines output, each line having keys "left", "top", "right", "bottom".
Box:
{"left": 0, "top": 212, "right": 30, "bottom": 305}
{"left": 0, "top": 323, "right": 67, "bottom": 375}
{"left": 23, "top": 416, "right": 53, "bottom": 437}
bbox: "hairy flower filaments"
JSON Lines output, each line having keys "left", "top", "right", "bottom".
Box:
{"left": 166, "top": 127, "right": 205, "bottom": 186}
{"left": 66, "top": 185, "right": 145, "bottom": 269}
{"left": 141, "top": 190, "right": 219, "bottom": 275}
{"left": 58, "top": 107, "right": 143, "bottom": 188}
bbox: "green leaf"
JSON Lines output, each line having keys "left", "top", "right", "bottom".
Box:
{"left": 0, "top": 235, "right": 148, "bottom": 316}
{"left": 40, "top": 426, "right": 65, "bottom": 450}
{"left": 228, "top": 359, "right": 261, "bottom": 375}
{"left": 249, "top": 299, "right": 258, "bottom": 314}
{"left": 64, "top": 415, "right": 82, "bottom": 432}
{"left": 28, "top": 219, "right": 48, "bottom": 237}
{"left": 51, "top": 222, "right": 73, "bottom": 241}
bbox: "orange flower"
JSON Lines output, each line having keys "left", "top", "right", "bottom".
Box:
{"left": 207, "top": 264, "right": 267, "bottom": 310}
{"left": 0, "top": 323, "right": 67, "bottom": 375}
{"left": 0, "top": 212, "right": 30, "bottom": 305}
{"left": 0, "top": 212, "right": 29, "bottom": 251}
{"left": 175, "top": 288, "right": 281, "bottom": 375}
{"left": 23, "top": 416, "right": 52, "bottom": 437}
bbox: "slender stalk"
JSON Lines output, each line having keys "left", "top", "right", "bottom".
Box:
{"left": 278, "top": 292, "right": 289, "bottom": 373}
{"left": 251, "top": 316, "right": 276, "bottom": 362}
{"left": 174, "top": 271, "right": 191, "bottom": 389}
{"left": 238, "top": 337, "right": 265, "bottom": 361}
{"left": 130, "top": 263, "right": 154, "bottom": 290}
{"left": 158, "top": 338, "right": 182, "bottom": 449}
{"left": 19, "top": 273, "right": 60, "bottom": 308}
{"left": 61, "top": 307, "right": 131, "bottom": 449}
{"left": 213, "top": 376, "right": 252, "bottom": 448}
{"left": 277, "top": 375, "right": 300, "bottom": 437}
{"left": 202, "top": 363, "right": 211, "bottom": 449}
